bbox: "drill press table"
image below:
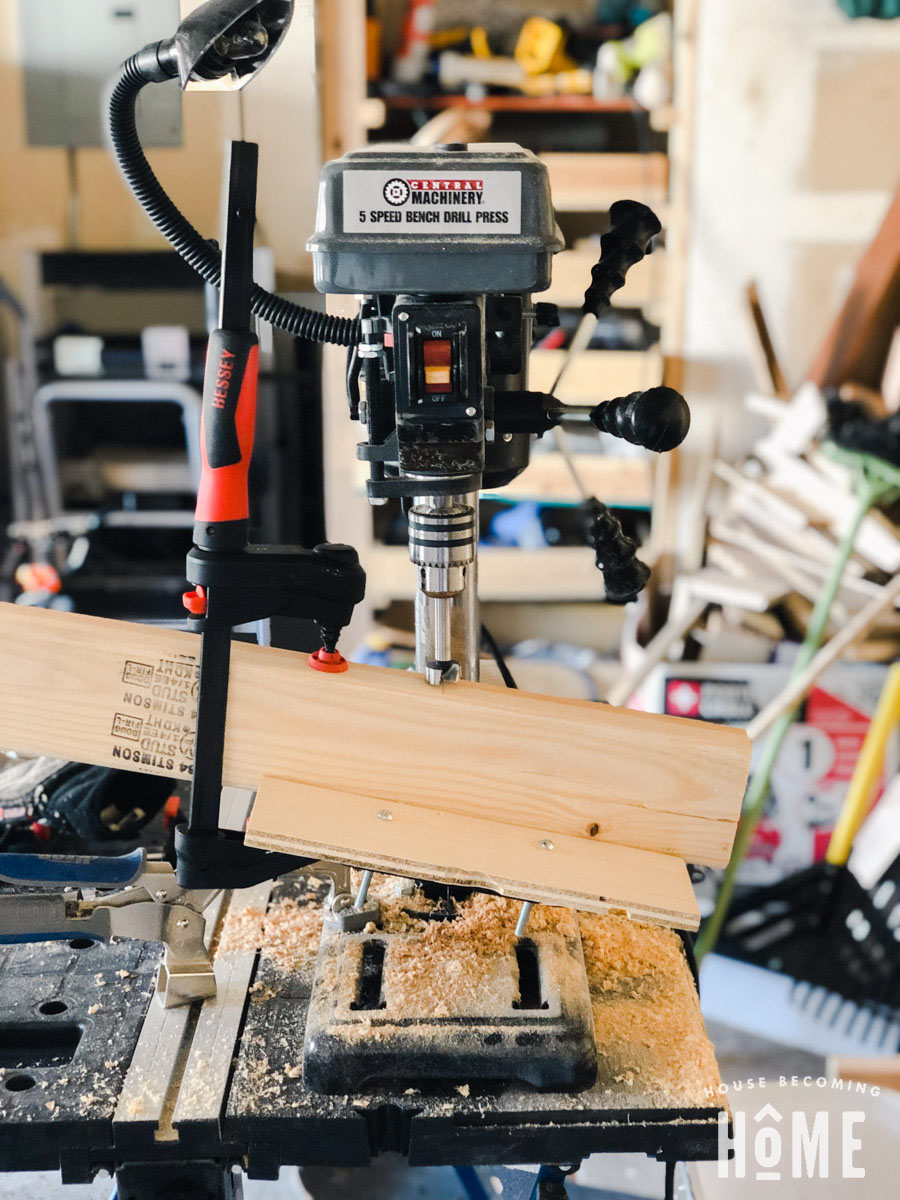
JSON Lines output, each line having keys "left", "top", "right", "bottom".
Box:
{"left": 0, "top": 875, "right": 726, "bottom": 1199}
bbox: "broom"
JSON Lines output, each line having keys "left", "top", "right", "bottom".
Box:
{"left": 713, "top": 664, "right": 900, "bottom": 1044}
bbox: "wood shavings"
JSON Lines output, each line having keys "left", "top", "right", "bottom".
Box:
{"left": 217, "top": 897, "right": 323, "bottom": 974}
{"left": 219, "top": 873, "right": 722, "bottom": 1114}
{"left": 249, "top": 981, "right": 277, "bottom": 1003}
{"left": 579, "top": 911, "right": 722, "bottom": 1108}
{"left": 361, "top": 876, "right": 580, "bottom": 1018}
{"left": 359, "top": 871, "right": 578, "bottom": 943}
{"left": 227, "top": 1028, "right": 307, "bottom": 1114}
{"left": 215, "top": 905, "right": 265, "bottom": 955}
{"left": 123, "top": 1094, "right": 155, "bottom": 1117}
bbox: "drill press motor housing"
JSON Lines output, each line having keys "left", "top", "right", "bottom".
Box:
{"left": 309, "top": 142, "right": 563, "bottom": 500}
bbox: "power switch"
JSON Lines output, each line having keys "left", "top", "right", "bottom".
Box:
{"left": 422, "top": 338, "right": 453, "bottom": 394}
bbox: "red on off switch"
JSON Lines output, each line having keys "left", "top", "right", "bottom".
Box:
{"left": 423, "top": 338, "right": 452, "bottom": 394}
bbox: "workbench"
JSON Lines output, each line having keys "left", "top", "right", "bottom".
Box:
{"left": 0, "top": 876, "right": 727, "bottom": 1200}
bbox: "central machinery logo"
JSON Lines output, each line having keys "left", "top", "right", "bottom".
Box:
{"left": 383, "top": 178, "right": 484, "bottom": 205}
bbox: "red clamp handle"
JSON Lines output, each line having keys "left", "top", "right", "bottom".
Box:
{"left": 194, "top": 328, "right": 259, "bottom": 551}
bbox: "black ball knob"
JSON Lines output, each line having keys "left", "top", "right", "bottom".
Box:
{"left": 591, "top": 387, "right": 691, "bottom": 453}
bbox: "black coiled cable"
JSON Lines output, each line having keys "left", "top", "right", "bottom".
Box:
{"left": 106, "top": 49, "right": 358, "bottom": 347}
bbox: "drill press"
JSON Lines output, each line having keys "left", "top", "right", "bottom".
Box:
{"left": 0, "top": 7, "right": 736, "bottom": 1195}
{"left": 0, "top": 0, "right": 694, "bottom": 1089}
{"left": 312, "top": 141, "right": 558, "bottom": 683}
{"left": 309, "top": 143, "right": 688, "bottom": 685}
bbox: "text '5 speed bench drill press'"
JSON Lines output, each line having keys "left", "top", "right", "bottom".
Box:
{"left": 0, "top": 3, "right": 707, "bottom": 1198}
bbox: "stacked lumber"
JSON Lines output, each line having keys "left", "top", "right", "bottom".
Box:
{"left": 607, "top": 386, "right": 899, "bottom": 707}
{"left": 704, "top": 382, "right": 899, "bottom": 639}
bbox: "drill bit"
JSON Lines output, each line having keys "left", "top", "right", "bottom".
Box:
{"left": 515, "top": 901, "right": 533, "bottom": 938}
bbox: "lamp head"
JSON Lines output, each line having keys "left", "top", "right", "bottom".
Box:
{"left": 170, "top": 0, "right": 293, "bottom": 90}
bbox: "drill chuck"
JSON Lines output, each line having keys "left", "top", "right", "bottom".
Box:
{"left": 408, "top": 503, "right": 476, "bottom": 597}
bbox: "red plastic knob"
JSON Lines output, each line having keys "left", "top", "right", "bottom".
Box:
{"left": 182, "top": 586, "right": 207, "bottom": 615}
{"left": 308, "top": 648, "right": 349, "bottom": 674}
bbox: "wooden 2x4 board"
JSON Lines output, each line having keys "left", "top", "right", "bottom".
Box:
{"left": 0, "top": 604, "right": 751, "bottom": 928}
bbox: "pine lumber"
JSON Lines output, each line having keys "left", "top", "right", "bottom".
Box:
{"left": 246, "top": 777, "right": 701, "bottom": 929}
{"left": 0, "top": 604, "right": 750, "bottom": 869}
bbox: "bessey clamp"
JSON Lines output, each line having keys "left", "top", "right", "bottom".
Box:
{"left": 178, "top": 142, "right": 366, "bottom": 892}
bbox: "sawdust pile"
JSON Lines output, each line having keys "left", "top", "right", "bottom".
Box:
{"left": 217, "top": 896, "right": 323, "bottom": 974}
{"left": 216, "top": 872, "right": 722, "bottom": 1110}
{"left": 366, "top": 875, "right": 580, "bottom": 1019}
{"left": 579, "top": 911, "right": 722, "bottom": 1108}
{"left": 365, "top": 871, "right": 578, "bottom": 938}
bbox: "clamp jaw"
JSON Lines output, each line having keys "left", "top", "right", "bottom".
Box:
{"left": 305, "top": 861, "right": 382, "bottom": 932}
{"left": 0, "top": 851, "right": 379, "bottom": 1006}
{"left": 0, "top": 849, "right": 219, "bottom": 1008}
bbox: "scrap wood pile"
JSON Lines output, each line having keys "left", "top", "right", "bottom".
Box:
{"left": 606, "top": 384, "right": 900, "bottom": 710}
{"left": 600, "top": 185, "right": 900, "bottom": 967}
{"left": 700, "top": 381, "right": 899, "bottom": 662}
{"left": 608, "top": 186, "right": 900, "bottom": 709}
